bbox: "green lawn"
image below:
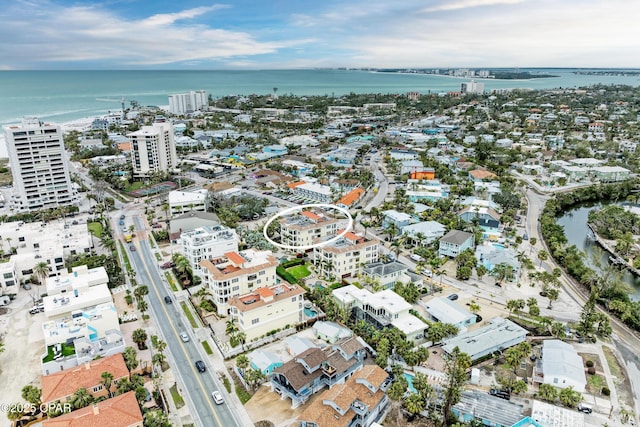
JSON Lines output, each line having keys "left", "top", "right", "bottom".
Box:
{"left": 165, "top": 272, "right": 178, "bottom": 292}
{"left": 124, "top": 181, "right": 145, "bottom": 193}
{"left": 202, "top": 341, "right": 213, "bottom": 355}
{"left": 42, "top": 343, "right": 76, "bottom": 363}
{"left": 287, "top": 264, "right": 311, "bottom": 280}
{"left": 587, "top": 373, "right": 606, "bottom": 392}
{"left": 87, "top": 222, "right": 104, "bottom": 238}
{"left": 181, "top": 301, "right": 199, "bottom": 328}
{"left": 119, "top": 242, "right": 131, "bottom": 271}
{"left": 169, "top": 384, "right": 185, "bottom": 409}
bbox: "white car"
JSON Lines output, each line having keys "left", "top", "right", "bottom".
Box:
{"left": 211, "top": 391, "right": 224, "bottom": 404}
{"left": 180, "top": 332, "right": 190, "bottom": 342}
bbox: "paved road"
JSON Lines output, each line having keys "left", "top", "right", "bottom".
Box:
{"left": 365, "top": 155, "right": 389, "bottom": 211}
{"left": 127, "top": 215, "right": 242, "bottom": 427}
{"left": 525, "top": 187, "right": 640, "bottom": 417}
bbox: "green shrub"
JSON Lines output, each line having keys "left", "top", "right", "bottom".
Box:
{"left": 276, "top": 265, "right": 299, "bottom": 284}
{"left": 602, "top": 386, "right": 610, "bottom": 396}
{"left": 586, "top": 360, "right": 594, "bottom": 368}
{"left": 587, "top": 367, "right": 596, "bottom": 375}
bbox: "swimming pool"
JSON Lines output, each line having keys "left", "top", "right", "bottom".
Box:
{"left": 492, "top": 243, "right": 506, "bottom": 250}
{"left": 403, "top": 372, "right": 417, "bottom": 393}
{"left": 304, "top": 308, "right": 318, "bottom": 317}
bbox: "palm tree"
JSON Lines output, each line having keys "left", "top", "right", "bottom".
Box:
{"left": 236, "top": 354, "right": 250, "bottom": 371}
{"left": 134, "top": 285, "right": 149, "bottom": 302}
{"left": 490, "top": 263, "right": 516, "bottom": 287}
{"left": 33, "top": 261, "right": 50, "bottom": 285}
{"left": 100, "top": 236, "right": 116, "bottom": 253}
{"left": 70, "top": 388, "right": 94, "bottom": 410}
{"left": 101, "top": 371, "right": 114, "bottom": 398}
{"left": 132, "top": 328, "right": 148, "bottom": 350}
{"left": 225, "top": 319, "right": 239, "bottom": 336}
{"left": 537, "top": 250, "right": 548, "bottom": 267}
{"left": 405, "top": 392, "right": 426, "bottom": 416}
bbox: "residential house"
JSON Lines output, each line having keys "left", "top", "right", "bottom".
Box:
{"left": 168, "top": 211, "right": 220, "bottom": 242}
{"left": 313, "top": 321, "right": 353, "bottom": 343}
{"left": 458, "top": 205, "right": 501, "bottom": 237}
{"left": 362, "top": 261, "right": 423, "bottom": 290}
{"left": 42, "top": 353, "right": 129, "bottom": 406}
{"left": 439, "top": 230, "right": 474, "bottom": 258}
{"left": 332, "top": 285, "right": 428, "bottom": 342}
{"left": 530, "top": 399, "right": 585, "bottom": 427}
{"left": 284, "top": 336, "right": 317, "bottom": 357}
{"left": 532, "top": 340, "right": 586, "bottom": 392}
{"left": 453, "top": 390, "right": 525, "bottom": 427}
{"left": 227, "top": 283, "right": 306, "bottom": 342}
{"left": 180, "top": 225, "right": 239, "bottom": 277}
{"left": 469, "top": 169, "right": 498, "bottom": 182}
{"left": 422, "top": 296, "right": 477, "bottom": 332}
{"left": 41, "top": 391, "right": 143, "bottom": 427}
{"left": 199, "top": 249, "right": 279, "bottom": 315}
{"left": 442, "top": 317, "right": 528, "bottom": 362}
{"left": 389, "top": 149, "right": 419, "bottom": 161}
{"left": 248, "top": 349, "right": 284, "bottom": 376}
{"left": 402, "top": 221, "right": 446, "bottom": 245}
{"left": 314, "top": 232, "right": 380, "bottom": 280}
{"left": 280, "top": 210, "right": 340, "bottom": 249}
{"left": 476, "top": 244, "right": 519, "bottom": 278}
{"left": 405, "top": 179, "right": 449, "bottom": 202}
{"left": 296, "top": 365, "right": 391, "bottom": 427}
{"left": 382, "top": 210, "right": 415, "bottom": 233}
{"left": 270, "top": 336, "right": 366, "bottom": 408}
{"left": 337, "top": 187, "right": 365, "bottom": 209}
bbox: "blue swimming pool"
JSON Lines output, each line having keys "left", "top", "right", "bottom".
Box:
{"left": 403, "top": 372, "right": 417, "bottom": 393}
{"left": 304, "top": 308, "right": 318, "bottom": 317}
{"left": 492, "top": 243, "right": 506, "bottom": 250}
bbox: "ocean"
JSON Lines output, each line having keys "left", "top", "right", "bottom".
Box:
{"left": 2, "top": 69, "right": 640, "bottom": 127}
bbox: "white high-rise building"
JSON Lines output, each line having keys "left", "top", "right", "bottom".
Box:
{"left": 128, "top": 122, "right": 178, "bottom": 178}
{"left": 3, "top": 117, "right": 76, "bottom": 212}
{"left": 168, "top": 90, "right": 208, "bottom": 115}
{"left": 461, "top": 80, "right": 484, "bottom": 94}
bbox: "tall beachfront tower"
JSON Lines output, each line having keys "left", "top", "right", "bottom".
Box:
{"left": 128, "top": 121, "right": 177, "bottom": 178}
{"left": 168, "top": 90, "right": 208, "bottom": 115}
{"left": 3, "top": 117, "right": 76, "bottom": 212}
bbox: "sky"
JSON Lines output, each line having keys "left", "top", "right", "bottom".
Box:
{"left": 1, "top": 0, "right": 639, "bottom": 70}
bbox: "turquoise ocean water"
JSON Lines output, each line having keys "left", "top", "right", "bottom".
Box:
{"left": 1, "top": 69, "right": 640, "bottom": 127}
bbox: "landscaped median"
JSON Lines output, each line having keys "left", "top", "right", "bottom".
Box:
{"left": 181, "top": 301, "right": 200, "bottom": 328}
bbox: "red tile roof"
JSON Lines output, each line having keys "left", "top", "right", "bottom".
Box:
{"left": 42, "top": 391, "right": 143, "bottom": 427}
{"left": 287, "top": 181, "right": 306, "bottom": 189}
{"left": 225, "top": 251, "right": 246, "bottom": 265}
{"left": 42, "top": 353, "right": 129, "bottom": 404}
{"left": 338, "top": 187, "right": 364, "bottom": 207}
{"left": 301, "top": 211, "right": 321, "bottom": 221}
{"left": 256, "top": 287, "right": 274, "bottom": 298}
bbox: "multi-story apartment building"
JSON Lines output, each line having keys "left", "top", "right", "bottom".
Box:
{"left": 0, "top": 219, "right": 93, "bottom": 288}
{"left": 296, "top": 365, "right": 391, "bottom": 427}
{"left": 314, "top": 232, "right": 379, "bottom": 280}
{"left": 271, "top": 336, "right": 366, "bottom": 408}
{"left": 280, "top": 210, "right": 339, "bottom": 249}
{"left": 227, "top": 283, "right": 306, "bottom": 341}
{"left": 3, "top": 117, "right": 76, "bottom": 212}
{"left": 199, "top": 249, "right": 279, "bottom": 315}
{"left": 128, "top": 122, "right": 177, "bottom": 178}
{"left": 43, "top": 266, "right": 112, "bottom": 320}
{"left": 168, "top": 90, "right": 208, "bottom": 115}
{"left": 180, "top": 225, "right": 238, "bottom": 278}
{"left": 0, "top": 259, "right": 18, "bottom": 296}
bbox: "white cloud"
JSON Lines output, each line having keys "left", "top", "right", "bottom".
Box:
{"left": 142, "top": 5, "right": 230, "bottom": 27}
{"left": 421, "top": 0, "right": 525, "bottom": 13}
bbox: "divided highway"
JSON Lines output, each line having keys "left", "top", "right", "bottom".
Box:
{"left": 127, "top": 215, "right": 242, "bottom": 427}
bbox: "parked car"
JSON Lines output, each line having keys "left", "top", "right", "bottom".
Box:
{"left": 195, "top": 360, "right": 206, "bottom": 373}
{"left": 577, "top": 403, "right": 593, "bottom": 414}
{"left": 161, "top": 261, "right": 175, "bottom": 269}
{"left": 447, "top": 294, "right": 459, "bottom": 301}
{"left": 489, "top": 389, "right": 510, "bottom": 400}
{"left": 152, "top": 223, "right": 162, "bottom": 229}
{"left": 211, "top": 391, "right": 224, "bottom": 404}
{"left": 120, "top": 214, "right": 125, "bottom": 220}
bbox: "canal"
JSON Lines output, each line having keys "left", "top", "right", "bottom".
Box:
{"left": 557, "top": 202, "right": 640, "bottom": 301}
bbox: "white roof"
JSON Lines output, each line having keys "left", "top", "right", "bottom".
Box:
{"left": 391, "top": 314, "right": 428, "bottom": 335}
{"left": 313, "top": 321, "right": 353, "bottom": 341}
{"left": 249, "top": 349, "right": 282, "bottom": 371}
{"left": 168, "top": 189, "right": 208, "bottom": 204}
{"left": 332, "top": 286, "right": 411, "bottom": 315}
{"left": 443, "top": 317, "right": 527, "bottom": 359}
{"left": 531, "top": 399, "right": 585, "bottom": 427}
{"left": 297, "top": 182, "right": 332, "bottom": 195}
{"left": 541, "top": 340, "right": 586, "bottom": 386}
{"left": 383, "top": 210, "right": 414, "bottom": 223}
{"left": 422, "top": 296, "right": 474, "bottom": 325}
{"left": 591, "top": 166, "right": 630, "bottom": 173}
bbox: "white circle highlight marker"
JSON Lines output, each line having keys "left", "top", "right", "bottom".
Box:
{"left": 263, "top": 203, "right": 354, "bottom": 251}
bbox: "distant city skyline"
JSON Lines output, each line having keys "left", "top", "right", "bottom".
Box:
{"left": 1, "top": 0, "right": 639, "bottom": 70}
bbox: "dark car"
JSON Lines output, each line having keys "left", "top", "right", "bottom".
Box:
{"left": 164, "top": 296, "right": 172, "bottom": 304}
{"left": 489, "top": 389, "right": 510, "bottom": 400}
{"left": 195, "top": 360, "right": 206, "bottom": 373}
{"left": 447, "top": 294, "right": 459, "bottom": 301}
{"left": 120, "top": 214, "right": 126, "bottom": 220}
{"left": 129, "top": 245, "right": 136, "bottom": 252}
{"left": 119, "top": 220, "right": 125, "bottom": 226}
{"left": 161, "top": 261, "right": 175, "bottom": 269}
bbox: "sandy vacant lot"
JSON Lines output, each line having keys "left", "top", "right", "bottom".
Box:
{"left": 0, "top": 292, "right": 46, "bottom": 427}
{"left": 244, "top": 383, "right": 325, "bottom": 427}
